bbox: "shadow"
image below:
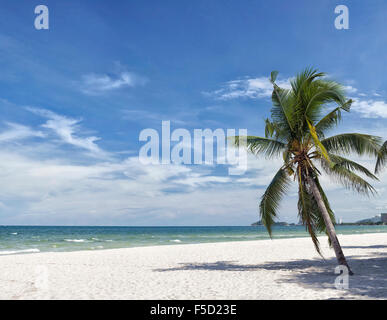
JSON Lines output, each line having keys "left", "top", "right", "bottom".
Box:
{"left": 154, "top": 260, "right": 327, "bottom": 272}
{"left": 342, "top": 245, "right": 387, "bottom": 249}
{"left": 154, "top": 252, "right": 387, "bottom": 299}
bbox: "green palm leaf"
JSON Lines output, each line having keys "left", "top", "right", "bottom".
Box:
{"left": 298, "top": 176, "right": 322, "bottom": 255}
{"left": 312, "top": 176, "right": 336, "bottom": 248}
{"left": 322, "top": 133, "right": 382, "bottom": 157}
{"left": 233, "top": 136, "right": 286, "bottom": 158}
{"left": 329, "top": 154, "right": 379, "bottom": 180}
{"left": 304, "top": 81, "right": 347, "bottom": 123}
{"left": 315, "top": 100, "right": 352, "bottom": 136}
{"left": 307, "top": 119, "right": 331, "bottom": 163}
{"left": 270, "top": 79, "right": 295, "bottom": 133}
{"left": 321, "top": 159, "right": 377, "bottom": 195}
{"left": 259, "top": 167, "right": 291, "bottom": 237}
{"left": 375, "top": 141, "right": 387, "bottom": 174}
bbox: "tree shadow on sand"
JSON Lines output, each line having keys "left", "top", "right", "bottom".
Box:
{"left": 342, "top": 245, "right": 387, "bottom": 249}
{"left": 154, "top": 252, "right": 387, "bottom": 299}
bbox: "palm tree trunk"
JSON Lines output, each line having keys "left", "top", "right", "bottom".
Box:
{"left": 307, "top": 176, "right": 354, "bottom": 275}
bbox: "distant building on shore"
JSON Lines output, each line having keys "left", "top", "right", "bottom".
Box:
{"left": 382, "top": 214, "right": 387, "bottom": 223}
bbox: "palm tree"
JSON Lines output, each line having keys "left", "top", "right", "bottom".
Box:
{"left": 234, "top": 68, "right": 383, "bottom": 275}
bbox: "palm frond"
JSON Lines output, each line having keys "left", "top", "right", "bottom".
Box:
{"left": 270, "top": 75, "right": 295, "bottom": 133}
{"left": 297, "top": 175, "right": 322, "bottom": 255}
{"left": 270, "top": 70, "right": 279, "bottom": 83}
{"left": 314, "top": 177, "right": 335, "bottom": 221}
{"left": 259, "top": 167, "right": 291, "bottom": 236}
{"left": 290, "top": 68, "right": 325, "bottom": 99}
{"left": 329, "top": 154, "right": 379, "bottom": 180}
{"left": 233, "top": 136, "right": 286, "bottom": 158}
{"left": 264, "top": 118, "right": 292, "bottom": 142}
{"left": 315, "top": 100, "right": 352, "bottom": 137}
{"left": 313, "top": 176, "right": 336, "bottom": 248}
{"left": 264, "top": 119, "right": 275, "bottom": 138}
{"left": 375, "top": 140, "right": 387, "bottom": 174}
{"left": 307, "top": 119, "right": 331, "bottom": 163}
{"left": 322, "top": 133, "right": 382, "bottom": 157}
{"left": 321, "top": 159, "right": 377, "bottom": 195}
{"left": 303, "top": 85, "right": 343, "bottom": 124}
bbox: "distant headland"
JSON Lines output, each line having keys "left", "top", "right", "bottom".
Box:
{"left": 251, "top": 213, "right": 387, "bottom": 226}
{"left": 251, "top": 221, "right": 297, "bottom": 227}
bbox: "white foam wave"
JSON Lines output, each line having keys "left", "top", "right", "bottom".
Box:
{"left": 0, "top": 248, "right": 40, "bottom": 255}
{"left": 64, "top": 239, "right": 87, "bottom": 243}
{"left": 90, "top": 246, "right": 104, "bottom": 250}
{"left": 170, "top": 239, "right": 182, "bottom": 243}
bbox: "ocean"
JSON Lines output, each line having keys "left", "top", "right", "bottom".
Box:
{"left": 1, "top": 225, "right": 386, "bottom": 256}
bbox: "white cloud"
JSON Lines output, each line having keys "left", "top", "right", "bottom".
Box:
{"left": 0, "top": 131, "right": 385, "bottom": 225}
{"left": 337, "top": 83, "right": 387, "bottom": 119}
{"left": 26, "top": 107, "right": 106, "bottom": 156}
{"left": 0, "top": 102, "right": 385, "bottom": 225}
{"left": 173, "top": 173, "right": 230, "bottom": 187}
{"left": 205, "top": 77, "right": 291, "bottom": 100}
{"left": 80, "top": 71, "right": 146, "bottom": 95}
{"left": 0, "top": 122, "right": 44, "bottom": 142}
{"left": 343, "top": 85, "right": 358, "bottom": 94}
{"left": 352, "top": 99, "right": 387, "bottom": 118}
{"left": 0, "top": 147, "right": 265, "bottom": 225}
{"left": 0, "top": 115, "right": 279, "bottom": 225}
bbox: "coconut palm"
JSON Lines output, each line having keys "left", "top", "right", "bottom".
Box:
{"left": 234, "top": 68, "right": 383, "bottom": 275}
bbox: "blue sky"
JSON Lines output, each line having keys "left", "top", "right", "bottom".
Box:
{"left": 0, "top": 0, "right": 387, "bottom": 225}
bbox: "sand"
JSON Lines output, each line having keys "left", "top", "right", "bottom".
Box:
{"left": 0, "top": 233, "right": 386, "bottom": 300}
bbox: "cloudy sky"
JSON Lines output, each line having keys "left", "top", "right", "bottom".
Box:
{"left": 0, "top": 0, "right": 387, "bottom": 225}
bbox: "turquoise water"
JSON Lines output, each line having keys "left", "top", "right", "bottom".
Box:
{"left": 0, "top": 225, "right": 386, "bottom": 255}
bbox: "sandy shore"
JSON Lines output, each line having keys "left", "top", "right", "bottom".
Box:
{"left": 0, "top": 233, "right": 386, "bottom": 300}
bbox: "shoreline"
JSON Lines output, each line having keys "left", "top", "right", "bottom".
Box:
{"left": 2, "top": 231, "right": 386, "bottom": 256}
{"left": 1, "top": 233, "right": 386, "bottom": 299}
{"left": 1, "top": 227, "right": 386, "bottom": 256}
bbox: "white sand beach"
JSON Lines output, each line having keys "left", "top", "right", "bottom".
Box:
{"left": 0, "top": 233, "right": 386, "bottom": 300}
